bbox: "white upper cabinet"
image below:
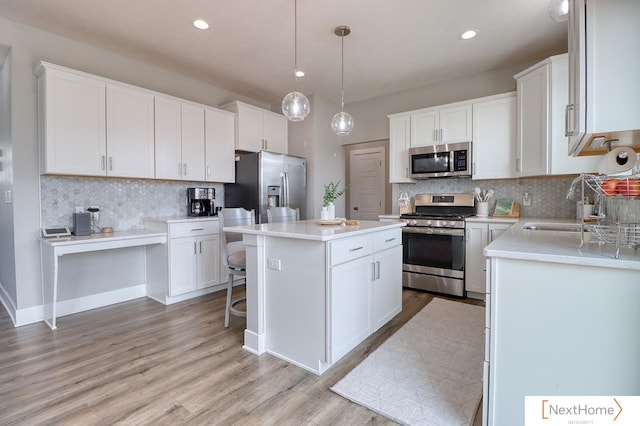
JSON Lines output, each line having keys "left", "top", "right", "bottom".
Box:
{"left": 154, "top": 96, "right": 205, "bottom": 181}
{"left": 410, "top": 103, "right": 472, "bottom": 147}
{"left": 221, "top": 101, "right": 288, "bottom": 154}
{"left": 515, "top": 54, "right": 598, "bottom": 176}
{"left": 567, "top": 0, "right": 640, "bottom": 155}
{"left": 388, "top": 114, "right": 415, "bottom": 183}
{"left": 37, "top": 65, "right": 107, "bottom": 176}
{"left": 106, "top": 83, "right": 155, "bottom": 178}
{"left": 204, "top": 107, "right": 236, "bottom": 183}
{"left": 37, "top": 64, "right": 153, "bottom": 178}
{"left": 472, "top": 93, "right": 517, "bottom": 180}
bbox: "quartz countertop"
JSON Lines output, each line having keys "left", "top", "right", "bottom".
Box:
{"left": 465, "top": 216, "right": 520, "bottom": 224}
{"left": 224, "top": 219, "right": 405, "bottom": 241}
{"left": 484, "top": 218, "right": 640, "bottom": 271}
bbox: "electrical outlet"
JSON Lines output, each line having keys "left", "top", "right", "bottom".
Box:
{"left": 267, "top": 258, "right": 281, "bottom": 271}
{"left": 522, "top": 192, "right": 532, "bottom": 207}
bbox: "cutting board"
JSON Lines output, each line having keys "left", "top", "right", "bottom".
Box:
{"left": 493, "top": 199, "right": 521, "bottom": 217}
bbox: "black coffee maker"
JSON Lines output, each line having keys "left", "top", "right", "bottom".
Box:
{"left": 187, "top": 187, "right": 215, "bottom": 216}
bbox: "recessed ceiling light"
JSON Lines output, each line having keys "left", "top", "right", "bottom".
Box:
{"left": 459, "top": 29, "right": 478, "bottom": 40}
{"left": 295, "top": 70, "right": 305, "bottom": 77}
{"left": 193, "top": 19, "right": 209, "bottom": 30}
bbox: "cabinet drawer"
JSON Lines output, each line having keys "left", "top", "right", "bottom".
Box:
{"left": 169, "top": 220, "right": 219, "bottom": 238}
{"left": 330, "top": 235, "right": 373, "bottom": 266}
{"left": 373, "top": 228, "right": 401, "bottom": 251}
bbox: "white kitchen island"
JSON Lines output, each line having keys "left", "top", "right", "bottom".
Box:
{"left": 223, "top": 219, "right": 405, "bottom": 375}
{"left": 483, "top": 219, "right": 640, "bottom": 425}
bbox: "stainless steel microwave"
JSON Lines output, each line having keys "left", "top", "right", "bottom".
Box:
{"left": 409, "top": 141, "right": 472, "bottom": 178}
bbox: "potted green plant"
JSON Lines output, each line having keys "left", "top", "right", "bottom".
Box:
{"left": 322, "top": 181, "right": 348, "bottom": 220}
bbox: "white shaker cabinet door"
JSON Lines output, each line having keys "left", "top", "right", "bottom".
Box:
{"left": 180, "top": 103, "right": 206, "bottom": 181}
{"left": 154, "top": 96, "right": 182, "bottom": 180}
{"left": 236, "top": 103, "right": 264, "bottom": 152}
{"left": 439, "top": 104, "right": 472, "bottom": 144}
{"left": 262, "top": 111, "right": 288, "bottom": 154}
{"left": 372, "top": 245, "right": 402, "bottom": 332}
{"left": 169, "top": 236, "right": 198, "bottom": 296}
{"left": 205, "top": 108, "right": 236, "bottom": 183}
{"left": 472, "top": 93, "right": 517, "bottom": 180}
{"left": 389, "top": 114, "right": 415, "bottom": 183}
{"left": 330, "top": 255, "right": 373, "bottom": 362}
{"left": 41, "top": 67, "right": 106, "bottom": 175}
{"left": 196, "top": 234, "right": 220, "bottom": 289}
{"left": 465, "top": 223, "right": 488, "bottom": 294}
{"left": 410, "top": 109, "right": 439, "bottom": 147}
{"left": 106, "top": 83, "right": 155, "bottom": 178}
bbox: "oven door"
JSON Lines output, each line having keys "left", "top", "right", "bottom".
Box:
{"left": 401, "top": 226, "right": 464, "bottom": 279}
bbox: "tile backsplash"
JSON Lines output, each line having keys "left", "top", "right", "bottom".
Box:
{"left": 41, "top": 176, "right": 224, "bottom": 231}
{"left": 399, "top": 175, "right": 578, "bottom": 218}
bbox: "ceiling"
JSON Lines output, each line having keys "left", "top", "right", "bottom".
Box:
{"left": 0, "top": 0, "right": 568, "bottom": 106}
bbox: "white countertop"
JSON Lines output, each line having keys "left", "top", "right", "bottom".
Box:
{"left": 41, "top": 229, "right": 167, "bottom": 247}
{"left": 484, "top": 218, "right": 640, "bottom": 271}
{"left": 144, "top": 215, "right": 219, "bottom": 224}
{"left": 224, "top": 219, "right": 405, "bottom": 241}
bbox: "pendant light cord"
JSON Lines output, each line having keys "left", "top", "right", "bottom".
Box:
{"left": 340, "top": 34, "right": 345, "bottom": 111}
{"left": 293, "top": 0, "right": 298, "bottom": 92}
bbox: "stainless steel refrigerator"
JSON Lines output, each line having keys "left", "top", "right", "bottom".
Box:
{"left": 224, "top": 151, "right": 306, "bottom": 223}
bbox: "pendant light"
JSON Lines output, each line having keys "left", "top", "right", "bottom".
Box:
{"left": 281, "top": 0, "right": 310, "bottom": 121}
{"left": 331, "top": 26, "right": 354, "bottom": 136}
{"left": 548, "top": 0, "right": 569, "bottom": 22}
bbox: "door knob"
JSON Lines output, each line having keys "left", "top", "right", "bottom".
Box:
{"left": 353, "top": 206, "right": 359, "bottom": 210}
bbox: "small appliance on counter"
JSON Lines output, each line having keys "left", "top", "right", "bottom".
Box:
{"left": 72, "top": 212, "right": 91, "bottom": 236}
{"left": 187, "top": 187, "right": 215, "bottom": 216}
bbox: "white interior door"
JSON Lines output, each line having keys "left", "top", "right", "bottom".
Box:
{"left": 349, "top": 148, "right": 385, "bottom": 220}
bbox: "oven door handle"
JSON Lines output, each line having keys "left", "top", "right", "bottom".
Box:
{"left": 402, "top": 227, "right": 464, "bottom": 237}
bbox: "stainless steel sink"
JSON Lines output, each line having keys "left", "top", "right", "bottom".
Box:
{"left": 521, "top": 222, "right": 583, "bottom": 232}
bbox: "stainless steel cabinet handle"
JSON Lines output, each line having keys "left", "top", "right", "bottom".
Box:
{"left": 183, "top": 163, "right": 187, "bottom": 176}
{"left": 565, "top": 104, "right": 576, "bottom": 136}
{"left": 191, "top": 228, "right": 204, "bottom": 232}
{"left": 178, "top": 162, "right": 182, "bottom": 176}
{"left": 473, "top": 162, "right": 476, "bottom": 176}
{"left": 516, "top": 158, "right": 521, "bottom": 172}
{"left": 433, "top": 129, "right": 437, "bottom": 141}
{"left": 101, "top": 155, "right": 106, "bottom": 170}
{"left": 193, "top": 242, "right": 197, "bottom": 255}
{"left": 199, "top": 241, "right": 202, "bottom": 254}
{"left": 371, "top": 262, "right": 376, "bottom": 281}
{"left": 384, "top": 238, "right": 396, "bottom": 243}
{"left": 264, "top": 139, "right": 268, "bottom": 150}
{"left": 108, "top": 156, "right": 113, "bottom": 171}
{"left": 375, "top": 261, "right": 381, "bottom": 279}
{"left": 439, "top": 129, "right": 443, "bottom": 141}
{"left": 207, "top": 166, "right": 211, "bottom": 177}
{"left": 349, "top": 246, "right": 363, "bottom": 252}
{"left": 405, "top": 166, "right": 409, "bottom": 178}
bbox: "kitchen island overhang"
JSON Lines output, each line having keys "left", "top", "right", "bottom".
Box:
{"left": 223, "top": 219, "right": 405, "bottom": 374}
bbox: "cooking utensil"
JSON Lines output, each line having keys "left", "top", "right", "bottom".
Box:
{"left": 474, "top": 187, "right": 482, "bottom": 201}
{"left": 486, "top": 189, "right": 494, "bottom": 200}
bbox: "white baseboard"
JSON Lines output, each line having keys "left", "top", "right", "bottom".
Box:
{"left": 10, "top": 285, "right": 146, "bottom": 327}
{"left": 0, "top": 282, "right": 18, "bottom": 326}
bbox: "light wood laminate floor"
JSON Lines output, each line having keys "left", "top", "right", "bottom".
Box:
{"left": 0, "top": 288, "right": 483, "bottom": 425}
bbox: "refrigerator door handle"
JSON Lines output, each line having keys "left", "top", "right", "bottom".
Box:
{"left": 283, "top": 172, "right": 290, "bottom": 207}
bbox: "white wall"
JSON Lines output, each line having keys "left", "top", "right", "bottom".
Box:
{"left": 0, "top": 17, "right": 264, "bottom": 313}
{"left": 288, "top": 94, "right": 346, "bottom": 218}
{"left": 339, "top": 61, "right": 537, "bottom": 145}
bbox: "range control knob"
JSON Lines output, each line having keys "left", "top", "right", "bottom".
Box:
{"left": 410, "top": 219, "right": 418, "bottom": 226}
{"left": 426, "top": 220, "right": 432, "bottom": 226}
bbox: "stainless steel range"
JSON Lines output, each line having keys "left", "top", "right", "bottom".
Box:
{"left": 400, "top": 193, "right": 475, "bottom": 297}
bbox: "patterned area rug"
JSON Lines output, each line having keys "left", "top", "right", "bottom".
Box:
{"left": 331, "top": 298, "right": 485, "bottom": 426}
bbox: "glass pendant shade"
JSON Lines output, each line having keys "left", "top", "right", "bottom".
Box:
{"left": 282, "top": 90, "right": 310, "bottom": 122}
{"left": 331, "top": 111, "right": 354, "bottom": 135}
{"left": 281, "top": 0, "right": 309, "bottom": 122}
{"left": 548, "top": 0, "right": 569, "bottom": 22}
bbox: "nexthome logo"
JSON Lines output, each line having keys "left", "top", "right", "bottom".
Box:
{"left": 525, "top": 396, "right": 640, "bottom": 426}
{"left": 541, "top": 398, "right": 622, "bottom": 420}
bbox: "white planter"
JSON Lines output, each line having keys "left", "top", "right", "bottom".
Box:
{"left": 320, "top": 207, "right": 329, "bottom": 220}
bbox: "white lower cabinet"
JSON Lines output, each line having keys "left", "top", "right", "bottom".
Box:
{"left": 465, "top": 221, "right": 514, "bottom": 295}
{"left": 144, "top": 219, "right": 222, "bottom": 303}
{"left": 329, "top": 230, "right": 402, "bottom": 362}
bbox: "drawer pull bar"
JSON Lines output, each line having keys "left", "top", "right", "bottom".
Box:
{"left": 384, "top": 238, "right": 396, "bottom": 243}
{"left": 349, "top": 246, "right": 363, "bottom": 252}
{"left": 191, "top": 228, "right": 205, "bottom": 231}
